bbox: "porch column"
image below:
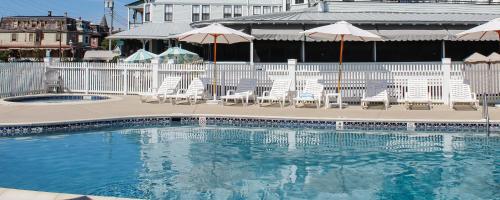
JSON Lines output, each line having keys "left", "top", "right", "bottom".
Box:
{"left": 441, "top": 40, "right": 446, "bottom": 59}
{"left": 373, "top": 41, "right": 377, "bottom": 62}
{"left": 149, "top": 39, "right": 153, "bottom": 52}
{"left": 250, "top": 40, "right": 254, "bottom": 65}
{"left": 301, "top": 38, "right": 306, "bottom": 62}
{"left": 141, "top": 39, "right": 146, "bottom": 49}
{"left": 127, "top": 8, "right": 130, "bottom": 30}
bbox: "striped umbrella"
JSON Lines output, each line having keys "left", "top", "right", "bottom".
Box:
{"left": 124, "top": 49, "right": 157, "bottom": 63}
{"left": 158, "top": 47, "right": 200, "bottom": 64}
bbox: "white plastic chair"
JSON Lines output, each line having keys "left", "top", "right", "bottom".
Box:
{"left": 140, "top": 77, "right": 181, "bottom": 103}
{"left": 257, "top": 79, "right": 292, "bottom": 108}
{"left": 450, "top": 79, "right": 479, "bottom": 110}
{"left": 293, "top": 79, "right": 324, "bottom": 109}
{"left": 220, "top": 79, "right": 258, "bottom": 106}
{"left": 404, "top": 78, "right": 431, "bottom": 110}
{"left": 361, "top": 80, "right": 389, "bottom": 110}
{"left": 166, "top": 78, "right": 205, "bottom": 105}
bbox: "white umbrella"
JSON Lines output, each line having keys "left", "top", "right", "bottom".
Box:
{"left": 301, "top": 21, "right": 383, "bottom": 94}
{"left": 457, "top": 18, "right": 500, "bottom": 109}
{"left": 456, "top": 18, "right": 500, "bottom": 41}
{"left": 176, "top": 24, "right": 254, "bottom": 102}
{"left": 124, "top": 49, "right": 157, "bottom": 63}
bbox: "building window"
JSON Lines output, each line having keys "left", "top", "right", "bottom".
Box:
{"left": 192, "top": 5, "right": 200, "bottom": 22}
{"left": 272, "top": 6, "right": 281, "bottom": 13}
{"left": 223, "top": 5, "right": 232, "bottom": 18}
{"left": 56, "top": 33, "right": 61, "bottom": 42}
{"left": 253, "top": 6, "right": 261, "bottom": 15}
{"left": 28, "top": 33, "right": 34, "bottom": 42}
{"left": 145, "top": 4, "right": 151, "bottom": 22}
{"left": 164, "top": 4, "right": 173, "bottom": 21}
{"left": 202, "top": 5, "right": 210, "bottom": 21}
{"left": 85, "top": 36, "right": 89, "bottom": 44}
{"left": 234, "top": 5, "right": 242, "bottom": 17}
{"left": 11, "top": 33, "right": 17, "bottom": 42}
{"left": 263, "top": 6, "right": 271, "bottom": 14}
{"left": 295, "top": 0, "right": 305, "bottom": 4}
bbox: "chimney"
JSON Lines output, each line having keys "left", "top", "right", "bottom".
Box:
{"left": 317, "top": 0, "right": 328, "bottom": 13}
{"left": 64, "top": 12, "right": 68, "bottom": 17}
{"left": 48, "top": 11, "right": 52, "bottom": 17}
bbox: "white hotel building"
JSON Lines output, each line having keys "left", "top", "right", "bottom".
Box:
{"left": 112, "top": 0, "right": 315, "bottom": 53}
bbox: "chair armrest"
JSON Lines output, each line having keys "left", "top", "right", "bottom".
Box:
{"left": 362, "top": 92, "right": 366, "bottom": 99}
{"left": 472, "top": 92, "right": 477, "bottom": 100}
{"left": 176, "top": 89, "right": 186, "bottom": 95}
{"left": 262, "top": 91, "right": 270, "bottom": 97}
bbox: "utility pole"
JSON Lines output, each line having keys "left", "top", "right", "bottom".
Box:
{"left": 105, "top": 0, "right": 114, "bottom": 50}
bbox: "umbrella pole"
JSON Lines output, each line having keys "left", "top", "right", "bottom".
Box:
{"left": 497, "top": 31, "right": 500, "bottom": 53}
{"left": 337, "top": 35, "right": 344, "bottom": 94}
{"left": 213, "top": 34, "right": 218, "bottom": 101}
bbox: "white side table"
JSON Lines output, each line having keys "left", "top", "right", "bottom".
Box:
{"left": 325, "top": 93, "right": 343, "bottom": 109}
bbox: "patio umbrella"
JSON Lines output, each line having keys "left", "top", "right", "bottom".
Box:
{"left": 456, "top": 18, "right": 500, "bottom": 42}
{"left": 458, "top": 18, "right": 500, "bottom": 109}
{"left": 124, "top": 49, "right": 157, "bottom": 63}
{"left": 301, "top": 21, "right": 383, "bottom": 94}
{"left": 158, "top": 47, "right": 200, "bottom": 64}
{"left": 176, "top": 23, "right": 254, "bottom": 102}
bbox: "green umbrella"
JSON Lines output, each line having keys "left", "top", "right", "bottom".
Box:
{"left": 158, "top": 47, "right": 200, "bottom": 64}
{"left": 124, "top": 49, "right": 157, "bottom": 63}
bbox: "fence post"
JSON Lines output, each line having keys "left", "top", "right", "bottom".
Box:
{"left": 123, "top": 63, "right": 128, "bottom": 95}
{"left": 43, "top": 57, "right": 52, "bottom": 71}
{"left": 85, "top": 63, "right": 90, "bottom": 94}
{"left": 151, "top": 58, "right": 160, "bottom": 91}
{"left": 442, "top": 58, "right": 451, "bottom": 105}
{"left": 288, "top": 59, "right": 297, "bottom": 92}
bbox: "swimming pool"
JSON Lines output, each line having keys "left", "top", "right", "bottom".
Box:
{"left": 0, "top": 125, "right": 498, "bottom": 199}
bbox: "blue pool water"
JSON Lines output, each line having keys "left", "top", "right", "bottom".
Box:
{"left": 0, "top": 126, "right": 499, "bottom": 199}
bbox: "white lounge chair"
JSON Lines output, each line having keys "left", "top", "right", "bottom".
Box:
{"left": 361, "top": 80, "right": 389, "bottom": 110}
{"left": 257, "top": 79, "right": 292, "bottom": 108}
{"left": 166, "top": 78, "right": 205, "bottom": 105}
{"left": 220, "top": 79, "right": 258, "bottom": 106}
{"left": 450, "top": 79, "right": 479, "bottom": 110}
{"left": 293, "top": 79, "right": 324, "bottom": 109}
{"left": 140, "top": 76, "right": 182, "bottom": 103}
{"left": 404, "top": 78, "right": 431, "bottom": 110}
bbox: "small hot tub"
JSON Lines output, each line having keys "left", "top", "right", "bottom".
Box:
{"left": 2, "top": 94, "right": 114, "bottom": 105}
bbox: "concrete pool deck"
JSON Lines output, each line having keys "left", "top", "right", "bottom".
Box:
{"left": 0, "top": 95, "right": 499, "bottom": 125}
{"left": 0, "top": 187, "right": 138, "bottom": 200}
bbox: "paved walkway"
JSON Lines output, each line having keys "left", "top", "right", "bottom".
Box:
{"left": 0, "top": 188, "right": 137, "bottom": 200}
{"left": 0, "top": 95, "right": 498, "bottom": 125}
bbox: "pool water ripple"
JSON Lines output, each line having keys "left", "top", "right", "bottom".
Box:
{"left": 0, "top": 126, "right": 499, "bottom": 200}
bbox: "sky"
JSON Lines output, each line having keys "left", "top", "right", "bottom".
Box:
{"left": 0, "top": 0, "right": 131, "bottom": 29}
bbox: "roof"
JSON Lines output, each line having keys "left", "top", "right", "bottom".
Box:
{"left": 108, "top": 22, "right": 191, "bottom": 40}
{"left": 192, "top": 2, "right": 500, "bottom": 26}
{"left": 83, "top": 50, "right": 119, "bottom": 61}
{"left": 125, "top": 0, "right": 144, "bottom": 8}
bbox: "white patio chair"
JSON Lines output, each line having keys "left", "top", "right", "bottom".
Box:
{"left": 450, "top": 79, "right": 479, "bottom": 110}
{"left": 166, "top": 78, "right": 206, "bottom": 105}
{"left": 361, "top": 80, "right": 389, "bottom": 110}
{"left": 404, "top": 78, "right": 431, "bottom": 110}
{"left": 257, "top": 79, "right": 292, "bottom": 108}
{"left": 44, "top": 69, "right": 64, "bottom": 93}
{"left": 293, "top": 79, "right": 324, "bottom": 109}
{"left": 140, "top": 76, "right": 182, "bottom": 103}
{"left": 220, "top": 79, "right": 258, "bottom": 106}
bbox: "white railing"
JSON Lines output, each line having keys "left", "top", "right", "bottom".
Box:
{"left": 2, "top": 59, "right": 499, "bottom": 104}
{"left": 0, "top": 62, "right": 45, "bottom": 98}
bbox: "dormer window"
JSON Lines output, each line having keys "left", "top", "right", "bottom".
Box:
{"left": 145, "top": 4, "right": 151, "bottom": 22}
{"left": 295, "top": 0, "right": 305, "bottom": 4}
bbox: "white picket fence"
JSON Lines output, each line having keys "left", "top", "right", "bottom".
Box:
{"left": 0, "top": 62, "right": 46, "bottom": 98}
{"left": 1, "top": 60, "right": 499, "bottom": 104}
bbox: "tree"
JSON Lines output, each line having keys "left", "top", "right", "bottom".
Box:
{"left": 101, "top": 38, "right": 118, "bottom": 50}
{"left": 0, "top": 50, "right": 10, "bottom": 62}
